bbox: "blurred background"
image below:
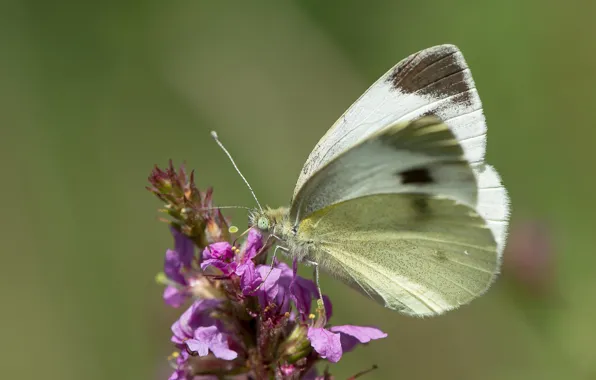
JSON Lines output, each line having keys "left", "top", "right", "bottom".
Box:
{"left": 1, "top": 1, "right": 594, "bottom": 379}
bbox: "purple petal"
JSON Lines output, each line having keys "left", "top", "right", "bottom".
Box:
{"left": 168, "top": 351, "right": 193, "bottom": 380}
{"left": 185, "top": 299, "right": 220, "bottom": 329}
{"left": 322, "top": 295, "right": 333, "bottom": 320}
{"left": 261, "top": 262, "right": 294, "bottom": 313}
{"left": 170, "top": 321, "right": 187, "bottom": 344}
{"left": 163, "top": 285, "right": 187, "bottom": 308}
{"left": 307, "top": 327, "right": 343, "bottom": 363}
{"left": 255, "top": 265, "right": 283, "bottom": 306}
{"left": 171, "top": 226, "right": 196, "bottom": 267}
{"left": 292, "top": 276, "right": 318, "bottom": 317}
{"left": 209, "top": 334, "right": 238, "bottom": 360}
{"left": 237, "top": 260, "right": 262, "bottom": 295}
{"left": 202, "top": 241, "right": 233, "bottom": 261}
{"left": 329, "top": 325, "right": 388, "bottom": 352}
{"left": 286, "top": 259, "right": 314, "bottom": 318}
{"left": 168, "top": 370, "right": 186, "bottom": 380}
{"left": 164, "top": 249, "right": 188, "bottom": 285}
{"left": 186, "top": 338, "right": 209, "bottom": 357}
{"left": 176, "top": 349, "right": 190, "bottom": 364}
{"left": 272, "top": 260, "right": 332, "bottom": 320}
{"left": 200, "top": 258, "right": 236, "bottom": 276}
{"left": 241, "top": 229, "right": 263, "bottom": 262}
{"left": 256, "top": 266, "right": 282, "bottom": 294}
{"left": 189, "top": 326, "right": 238, "bottom": 360}
{"left": 171, "top": 302, "right": 198, "bottom": 342}
{"left": 171, "top": 299, "right": 221, "bottom": 343}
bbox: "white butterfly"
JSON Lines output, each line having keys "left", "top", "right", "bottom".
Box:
{"left": 215, "top": 44, "right": 510, "bottom": 317}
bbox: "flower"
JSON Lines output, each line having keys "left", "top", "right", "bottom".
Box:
{"left": 163, "top": 285, "right": 188, "bottom": 309}
{"left": 200, "top": 242, "right": 236, "bottom": 276}
{"left": 150, "top": 162, "right": 386, "bottom": 379}
{"left": 161, "top": 227, "right": 197, "bottom": 307}
{"left": 171, "top": 226, "right": 196, "bottom": 267}
{"left": 240, "top": 228, "right": 263, "bottom": 262}
{"left": 166, "top": 350, "right": 221, "bottom": 380}
{"left": 164, "top": 248, "right": 188, "bottom": 287}
{"left": 186, "top": 326, "right": 238, "bottom": 360}
{"left": 170, "top": 299, "right": 221, "bottom": 346}
{"left": 307, "top": 325, "right": 388, "bottom": 363}
{"left": 202, "top": 241, "right": 234, "bottom": 261}
{"left": 167, "top": 350, "right": 191, "bottom": 380}
{"left": 236, "top": 259, "right": 262, "bottom": 294}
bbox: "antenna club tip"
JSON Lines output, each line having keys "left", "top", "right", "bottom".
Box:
{"left": 210, "top": 131, "right": 219, "bottom": 139}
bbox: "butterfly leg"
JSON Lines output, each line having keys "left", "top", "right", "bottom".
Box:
{"left": 304, "top": 259, "right": 326, "bottom": 319}
{"left": 263, "top": 245, "right": 288, "bottom": 281}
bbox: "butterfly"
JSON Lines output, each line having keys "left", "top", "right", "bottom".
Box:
{"left": 214, "top": 44, "right": 510, "bottom": 317}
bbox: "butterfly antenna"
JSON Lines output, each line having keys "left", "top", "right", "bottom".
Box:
{"left": 210, "top": 131, "right": 263, "bottom": 212}
{"left": 197, "top": 205, "right": 252, "bottom": 211}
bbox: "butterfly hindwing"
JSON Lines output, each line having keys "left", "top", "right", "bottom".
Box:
{"left": 296, "top": 194, "right": 498, "bottom": 316}
{"left": 475, "top": 164, "right": 510, "bottom": 256}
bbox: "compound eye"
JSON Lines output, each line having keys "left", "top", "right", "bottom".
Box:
{"left": 257, "top": 217, "right": 270, "bottom": 231}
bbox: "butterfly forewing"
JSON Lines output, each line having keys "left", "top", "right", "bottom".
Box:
{"left": 294, "top": 44, "right": 487, "bottom": 200}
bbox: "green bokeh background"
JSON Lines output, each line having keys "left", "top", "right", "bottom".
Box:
{"left": 2, "top": 1, "right": 594, "bottom": 379}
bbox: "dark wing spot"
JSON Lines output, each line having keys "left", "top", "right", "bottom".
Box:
{"left": 385, "top": 47, "right": 472, "bottom": 106}
{"left": 399, "top": 168, "right": 434, "bottom": 185}
{"left": 412, "top": 197, "right": 430, "bottom": 217}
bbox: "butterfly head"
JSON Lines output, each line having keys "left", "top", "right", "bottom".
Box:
{"left": 249, "top": 207, "right": 290, "bottom": 234}
{"left": 256, "top": 215, "right": 271, "bottom": 231}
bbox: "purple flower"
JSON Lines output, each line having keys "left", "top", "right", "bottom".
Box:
{"left": 151, "top": 164, "right": 388, "bottom": 378}
{"left": 240, "top": 229, "right": 263, "bottom": 262}
{"left": 307, "top": 325, "right": 387, "bottom": 363}
{"left": 201, "top": 230, "right": 265, "bottom": 282}
{"left": 171, "top": 299, "right": 220, "bottom": 345}
{"left": 167, "top": 350, "right": 220, "bottom": 380}
{"left": 236, "top": 259, "right": 262, "bottom": 294}
{"left": 200, "top": 258, "right": 237, "bottom": 276}
{"left": 171, "top": 227, "right": 196, "bottom": 267}
{"left": 168, "top": 351, "right": 191, "bottom": 380}
{"left": 202, "top": 241, "right": 234, "bottom": 261}
{"left": 254, "top": 264, "right": 288, "bottom": 313}
{"left": 186, "top": 325, "right": 238, "bottom": 360}
{"left": 200, "top": 242, "right": 237, "bottom": 276}
{"left": 170, "top": 299, "right": 239, "bottom": 361}
{"left": 259, "top": 261, "right": 331, "bottom": 320}
{"left": 163, "top": 285, "right": 188, "bottom": 308}
{"left": 162, "top": 228, "right": 197, "bottom": 307}
{"left": 168, "top": 369, "right": 187, "bottom": 380}
{"left": 164, "top": 249, "right": 188, "bottom": 286}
